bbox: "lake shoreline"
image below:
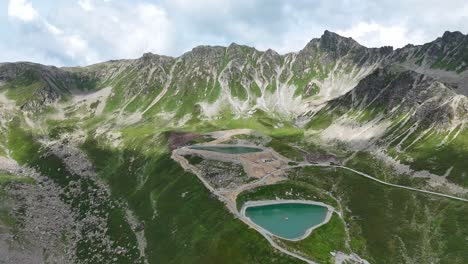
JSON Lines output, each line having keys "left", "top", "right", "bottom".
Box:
{"left": 240, "top": 199, "right": 335, "bottom": 241}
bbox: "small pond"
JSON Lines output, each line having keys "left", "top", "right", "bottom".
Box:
{"left": 189, "top": 145, "right": 263, "bottom": 154}
{"left": 244, "top": 202, "right": 329, "bottom": 240}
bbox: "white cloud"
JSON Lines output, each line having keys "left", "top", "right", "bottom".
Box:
{"left": 337, "top": 21, "right": 427, "bottom": 48}
{"left": 44, "top": 21, "right": 98, "bottom": 64}
{"left": 44, "top": 22, "right": 63, "bottom": 35}
{"left": 3, "top": 0, "right": 468, "bottom": 66}
{"left": 69, "top": 2, "right": 174, "bottom": 60}
{"left": 8, "top": 0, "right": 39, "bottom": 22}
{"left": 128, "top": 3, "right": 173, "bottom": 56}
{"left": 8, "top": 0, "right": 99, "bottom": 65}
{"left": 63, "top": 35, "right": 94, "bottom": 61}
{"left": 6, "top": 1, "right": 174, "bottom": 65}
{"left": 78, "top": 0, "right": 94, "bottom": 12}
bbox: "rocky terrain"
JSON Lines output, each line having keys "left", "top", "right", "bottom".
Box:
{"left": 0, "top": 157, "right": 76, "bottom": 264}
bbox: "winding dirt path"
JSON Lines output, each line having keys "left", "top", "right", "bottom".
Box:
{"left": 335, "top": 165, "right": 468, "bottom": 202}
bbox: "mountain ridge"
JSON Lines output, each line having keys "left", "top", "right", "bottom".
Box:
{"left": 1, "top": 30, "right": 467, "bottom": 122}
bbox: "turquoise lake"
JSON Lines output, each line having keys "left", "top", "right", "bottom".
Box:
{"left": 245, "top": 203, "right": 328, "bottom": 240}
{"left": 190, "top": 145, "right": 263, "bottom": 154}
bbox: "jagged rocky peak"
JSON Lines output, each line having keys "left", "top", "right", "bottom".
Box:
{"left": 293, "top": 30, "right": 390, "bottom": 76}
{"left": 0, "top": 62, "right": 77, "bottom": 89}
{"left": 141, "top": 52, "right": 156, "bottom": 59}
{"left": 301, "top": 30, "right": 363, "bottom": 56}
{"left": 394, "top": 30, "right": 468, "bottom": 73}
{"left": 186, "top": 45, "right": 225, "bottom": 58}
{"left": 440, "top": 30, "right": 466, "bottom": 43}
{"left": 333, "top": 66, "right": 466, "bottom": 128}
{"left": 226, "top": 42, "right": 259, "bottom": 63}
{"left": 189, "top": 45, "right": 225, "bottom": 55}
{"left": 1, "top": 30, "right": 467, "bottom": 120}
{"left": 0, "top": 61, "right": 100, "bottom": 111}
{"left": 227, "top": 42, "right": 255, "bottom": 51}
{"left": 261, "top": 48, "right": 282, "bottom": 65}
{"left": 139, "top": 52, "right": 173, "bottom": 63}
{"left": 320, "top": 30, "right": 362, "bottom": 51}
{"left": 182, "top": 45, "right": 226, "bottom": 68}
{"left": 425, "top": 30, "right": 468, "bottom": 56}
{"left": 0, "top": 62, "right": 46, "bottom": 81}
{"left": 135, "top": 52, "right": 175, "bottom": 72}
{"left": 264, "top": 48, "right": 280, "bottom": 57}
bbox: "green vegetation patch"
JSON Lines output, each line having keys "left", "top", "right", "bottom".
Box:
{"left": 2, "top": 69, "right": 45, "bottom": 106}
{"left": 290, "top": 165, "right": 468, "bottom": 264}
{"left": 266, "top": 138, "right": 304, "bottom": 161}
{"left": 306, "top": 111, "right": 334, "bottom": 130}
{"left": 0, "top": 172, "right": 35, "bottom": 185}
{"left": 81, "top": 138, "right": 301, "bottom": 264}
{"left": 386, "top": 127, "right": 468, "bottom": 188}
{"left": 0, "top": 189, "right": 17, "bottom": 230}
{"left": 104, "top": 69, "right": 138, "bottom": 113}
{"left": 184, "top": 155, "right": 204, "bottom": 165}
{"left": 280, "top": 214, "right": 348, "bottom": 264}
{"left": 345, "top": 151, "right": 427, "bottom": 188}
{"left": 8, "top": 122, "right": 142, "bottom": 263}
{"left": 47, "top": 119, "right": 79, "bottom": 139}
{"left": 236, "top": 181, "right": 346, "bottom": 263}
{"left": 229, "top": 79, "right": 248, "bottom": 101}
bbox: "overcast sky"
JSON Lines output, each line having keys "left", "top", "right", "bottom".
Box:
{"left": 2, "top": 0, "right": 468, "bottom": 66}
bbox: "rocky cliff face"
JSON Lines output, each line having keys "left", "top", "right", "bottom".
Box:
{"left": 0, "top": 62, "right": 96, "bottom": 110}
{"left": 391, "top": 31, "right": 468, "bottom": 95}
{"left": 329, "top": 67, "right": 467, "bottom": 129}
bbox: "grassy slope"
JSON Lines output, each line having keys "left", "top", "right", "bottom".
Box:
{"left": 1, "top": 69, "right": 45, "bottom": 106}
{"left": 280, "top": 214, "right": 347, "bottom": 264}
{"left": 0, "top": 172, "right": 35, "bottom": 185}
{"left": 290, "top": 166, "right": 468, "bottom": 264}
{"left": 306, "top": 96, "right": 468, "bottom": 189}
{"left": 388, "top": 128, "right": 468, "bottom": 188}
{"left": 7, "top": 121, "right": 143, "bottom": 263}
{"left": 81, "top": 136, "right": 301, "bottom": 264}
{"left": 236, "top": 181, "right": 348, "bottom": 264}
{"left": 345, "top": 151, "right": 428, "bottom": 188}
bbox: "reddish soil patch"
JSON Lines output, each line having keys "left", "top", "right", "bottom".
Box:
{"left": 168, "top": 132, "right": 200, "bottom": 150}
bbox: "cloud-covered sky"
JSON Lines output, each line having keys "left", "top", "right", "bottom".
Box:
{"left": 2, "top": 0, "right": 468, "bottom": 66}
